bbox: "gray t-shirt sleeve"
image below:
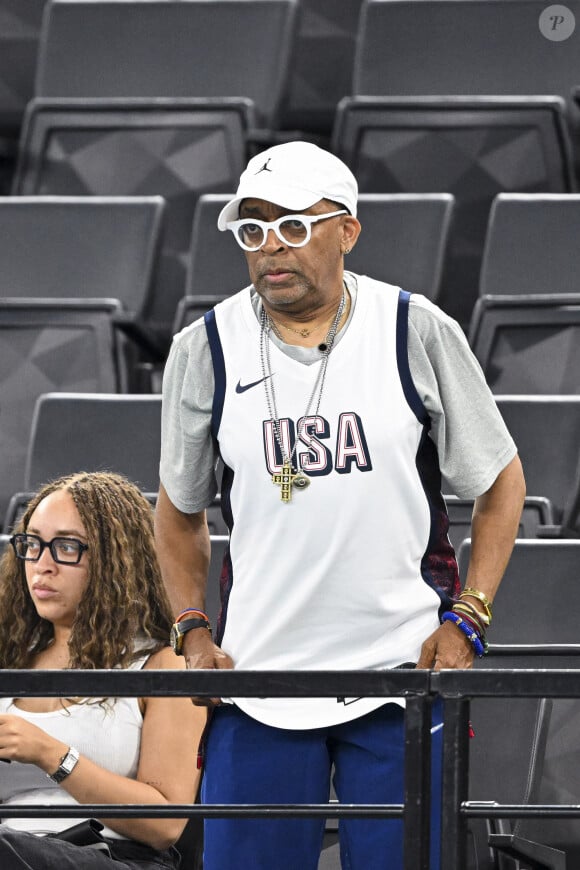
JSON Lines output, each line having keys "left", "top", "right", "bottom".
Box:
{"left": 159, "top": 320, "right": 218, "bottom": 513}
{"left": 407, "top": 294, "right": 517, "bottom": 498}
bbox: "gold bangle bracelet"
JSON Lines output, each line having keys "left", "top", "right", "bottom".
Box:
{"left": 460, "top": 587, "right": 493, "bottom": 621}
{"left": 452, "top": 600, "right": 491, "bottom": 627}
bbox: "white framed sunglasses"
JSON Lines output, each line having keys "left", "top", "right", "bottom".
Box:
{"left": 226, "top": 209, "right": 347, "bottom": 251}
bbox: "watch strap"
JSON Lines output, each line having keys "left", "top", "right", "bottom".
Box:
{"left": 170, "top": 616, "right": 212, "bottom": 655}
{"left": 174, "top": 617, "right": 211, "bottom": 635}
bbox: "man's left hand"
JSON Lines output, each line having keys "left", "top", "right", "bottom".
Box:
{"left": 416, "top": 621, "right": 475, "bottom": 670}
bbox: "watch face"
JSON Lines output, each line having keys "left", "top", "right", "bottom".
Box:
{"left": 62, "top": 755, "right": 76, "bottom": 774}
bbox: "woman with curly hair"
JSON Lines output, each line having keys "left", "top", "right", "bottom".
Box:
{"left": 0, "top": 471, "right": 205, "bottom": 869}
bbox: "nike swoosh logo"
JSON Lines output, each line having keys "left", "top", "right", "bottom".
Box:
{"left": 235, "top": 374, "right": 273, "bottom": 394}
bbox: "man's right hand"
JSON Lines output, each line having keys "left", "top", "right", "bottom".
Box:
{"left": 182, "top": 628, "right": 234, "bottom": 706}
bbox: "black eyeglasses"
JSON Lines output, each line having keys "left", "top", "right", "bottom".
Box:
{"left": 10, "top": 533, "right": 88, "bottom": 565}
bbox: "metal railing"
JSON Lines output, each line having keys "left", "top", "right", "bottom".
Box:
{"left": 2, "top": 661, "right": 580, "bottom": 870}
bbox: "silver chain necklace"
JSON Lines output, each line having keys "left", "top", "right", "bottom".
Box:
{"left": 259, "top": 288, "right": 346, "bottom": 502}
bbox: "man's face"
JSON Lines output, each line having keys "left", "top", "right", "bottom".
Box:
{"left": 238, "top": 198, "right": 358, "bottom": 316}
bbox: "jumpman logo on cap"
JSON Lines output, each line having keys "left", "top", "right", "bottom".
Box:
{"left": 255, "top": 158, "right": 272, "bottom": 174}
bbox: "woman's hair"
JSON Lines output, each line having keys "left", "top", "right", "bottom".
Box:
{"left": 0, "top": 471, "right": 173, "bottom": 669}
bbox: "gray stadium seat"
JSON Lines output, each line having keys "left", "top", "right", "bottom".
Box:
{"left": 458, "top": 539, "right": 580, "bottom": 869}
{"left": 495, "top": 395, "right": 580, "bottom": 524}
{"left": 480, "top": 194, "right": 580, "bottom": 297}
{"left": 0, "top": 300, "right": 126, "bottom": 523}
{"left": 353, "top": 0, "right": 580, "bottom": 124}
{"left": 186, "top": 195, "right": 249, "bottom": 299}
{"left": 35, "top": 0, "right": 298, "bottom": 132}
{"left": 12, "top": 98, "right": 251, "bottom": 348}
{"left": 350, "top": 193, "right": 454, "bottom": 301}
{"left": 332, "top": 96, "right": 575, "bottom": 328}
{"left": 0, "top": 0, "right": 44, "bottom": 132}
{"left": 0, "top": 0, "right": 45, "bottom": 193}
{"left": 0, "top": 196, "right": 164, "bottom": 319}
{"left": 457, "top": 540, "right": 580, "bottom": 637}
{"left": 469, "top": 294, "right": 580, "bottom": 394}
{"left": 280, "top": 0, "right": 363, "bottom": 135}
{"left": 445, "top": 494, "right": 554, "bottom": 553}
{"left": 24, "top": 392, "right": 162, "bottom": 494}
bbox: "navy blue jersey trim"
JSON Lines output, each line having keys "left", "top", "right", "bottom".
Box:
{"left": 396, "top": 290, "right": 429, "bottom": 426}
{"left": 415, "top": 427, "right": 459, "bottom": 613}
{"left": 204, "top": 309, "right": 226, "bottom": 439}
{"left": 215, "top": 463, "right": 235, "bottom": 645}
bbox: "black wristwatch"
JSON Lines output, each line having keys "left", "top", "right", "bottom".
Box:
{"left": 170, "top": 617, "right": 211, "bottom": 655}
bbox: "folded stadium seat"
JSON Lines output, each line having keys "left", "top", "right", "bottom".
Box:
{"left": 473, "top": 193, "right": 580, "bottom": 395}
{"left": 494, "top": 396, "right": 580, "bottom": 527}
{"left": 35, "top": 0, "right": 298, "bottom": 137}
{"left": 0, "top": 0, "right": 45, "bottom": 193}
{"left": 12, "top": 98, "right": 252, "bottom": 352}
{"left": 0, "top": 195, "right": 165, "bottom": 360}
{"left": 349, "top": 193, "right": 454, "bottom": 301}
{"left": 354, "top": 1, "right": 580, "bottom": 106}
{"left": 24, "top": 392, "right": 162, "bottom": 495}
{"left": 353, "top": 0, "right": 580, "bottom": 167}
{"left": 186, "top": 194, "right": 250, "bottom": 299}
{"left": 480, "top": 194, "right": 580, "bottom": 298}
{"left": 444, "top": 494, "right": 554, "bottom": 553}
{"left": 0, "top": 300, "right": 126, "bottom": 525}
{"left": 469, "top": 294, "right": 580, "bottom": 394}
{"left": 279, "top": 0, "right": 363, "bottom": 137}
{"left": 345, "top": 0, "right": 580, "bottom": 327}
{"left": 332, "top": 97, "right": 575, "bottom": 330}
{"left": 457, "top": 539, "right": 580, "bottom": 870}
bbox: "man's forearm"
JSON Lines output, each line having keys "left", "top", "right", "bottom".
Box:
{"left": 465, "top": 454, "right": 526, "bottom": 602}
{"left": 154, "top": 484, "right": 211, "bottom": 617}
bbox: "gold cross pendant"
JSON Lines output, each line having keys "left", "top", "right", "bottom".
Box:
{"left": 272, "top": 460, "right": 298, "bottom": 502}
{"left": 272, "top": 461, "right": 311, "bottom": 502}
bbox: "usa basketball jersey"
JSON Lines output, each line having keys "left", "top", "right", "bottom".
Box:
{"left": 204, "top": 276, "right": 458, "bottom": 729}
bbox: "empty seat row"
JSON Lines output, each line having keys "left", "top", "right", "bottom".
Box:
{"left": 1, "top": 0, "right": 364, "bottom": 142}
{"left": 1, "top": 0, "right": 580, "bottom": 332}
{"left": 4, "top": 189, "right": 580, "bottom": 318}
{"left": 5, "top": 1, "right": 580, "bottom": 139}
{"left": 6, "top": 98, "right": 577, "bottom": 336}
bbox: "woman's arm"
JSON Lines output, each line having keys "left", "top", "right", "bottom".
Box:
{"left": 0, "top": 647, "right": 206, "bottom": 850}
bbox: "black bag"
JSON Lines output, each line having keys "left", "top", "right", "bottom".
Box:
{"left": 48, "top": 819, "right": 111, "bottom": 855}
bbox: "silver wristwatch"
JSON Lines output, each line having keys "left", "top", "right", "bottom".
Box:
{"left": 48, "top": 746, "right": 80, "bottom": 783}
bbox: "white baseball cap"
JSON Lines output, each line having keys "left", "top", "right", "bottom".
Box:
{"left": 217, "top": 141, "right": 358, "bottom": 230}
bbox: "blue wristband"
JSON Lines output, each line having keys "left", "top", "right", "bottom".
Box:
{"left": 441, "top": 611, "right": 487, "bottom": 657}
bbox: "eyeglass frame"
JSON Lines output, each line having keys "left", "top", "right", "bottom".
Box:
{"left": 225, "top": 209, "right": 348, "bottom": 251}
{"left": 10, "top": 533, "right": 88, "bottom": 565}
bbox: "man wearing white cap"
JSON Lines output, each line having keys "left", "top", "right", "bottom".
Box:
{"left": 155, "top": 141, "right": 525, "bottom": 869}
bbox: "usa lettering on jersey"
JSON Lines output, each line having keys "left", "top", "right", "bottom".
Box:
{"left": 263, "top": 413, "right": 373, "bottom": 476}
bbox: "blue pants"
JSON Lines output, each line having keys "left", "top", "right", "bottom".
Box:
{"left": 202, "top": 701, "right": 443, "bottom": 870}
